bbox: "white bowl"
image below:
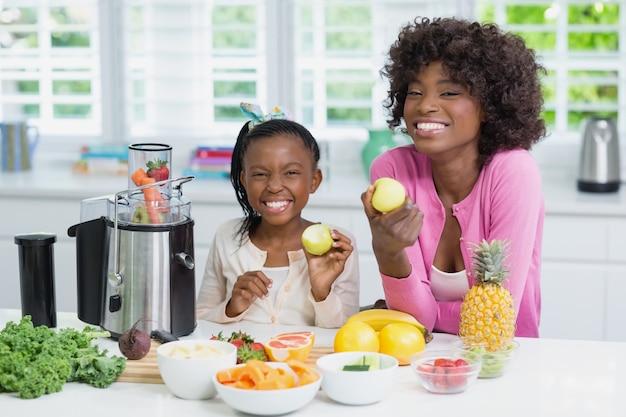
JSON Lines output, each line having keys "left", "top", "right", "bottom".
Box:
{"left": 213, "top": 361, "right": 322, "bottom": 415}
{"left": 315, "top": 351, "right": 398, "bottom": 405}
{"left": 156, "top": 339, "right": 237, "bottom": 400}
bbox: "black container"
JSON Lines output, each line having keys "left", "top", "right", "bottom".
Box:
{"left": 15, "top": 233, "right": 57, "bottom": 327}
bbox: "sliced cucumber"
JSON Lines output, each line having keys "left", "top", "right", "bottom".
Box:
{"left": 341, "top": 354, "right": 381, "bottom": 371}
{"left": 363, "top": 354, "right": 380, "bottom": 370}
{"left": 342, "top": 364, "right": 371, "bottom": 371}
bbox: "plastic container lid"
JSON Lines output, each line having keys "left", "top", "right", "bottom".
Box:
{"left": 14, "top": 233, "right": 57, "bottom": 246}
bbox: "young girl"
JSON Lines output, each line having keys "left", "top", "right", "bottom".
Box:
{"left": 196, "top": 103, "right": 359, "bottom": 328}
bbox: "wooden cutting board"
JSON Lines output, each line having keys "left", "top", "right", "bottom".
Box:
{"left": 116, "top": 341, "right": 334, "bottom": 384}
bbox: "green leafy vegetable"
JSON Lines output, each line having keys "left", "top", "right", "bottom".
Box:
{"left": 0, "top": 316, "right": 126, "bottom": 399}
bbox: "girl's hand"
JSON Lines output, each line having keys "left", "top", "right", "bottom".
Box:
{"left": 361, "top": 184, "right": 424, "bottom": 277}
{"left": 305, "top": 229, "right": 354, "bottom": 302}
{"left": 225, "top": 271, "right": 272, "bottom": 317}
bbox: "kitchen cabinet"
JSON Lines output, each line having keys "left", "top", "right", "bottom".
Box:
{"left": 1, "top": 169, "right": 625, "bottom": 342}
{"left": 540, "top": 215, "right": 626, "bottom": 342}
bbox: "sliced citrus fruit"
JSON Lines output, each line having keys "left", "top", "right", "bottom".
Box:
{"left": 274, "top": 331, "right": 315, "bottom": 345}
{"left": 263, "top": 332, "right": 315, "bottom": 362}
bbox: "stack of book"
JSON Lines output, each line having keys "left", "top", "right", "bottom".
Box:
{"left": 72, "top": 144, "right": 128, "bottom": 175}
{"left": 182, "top": 146, "right": 233, "bottom": 179}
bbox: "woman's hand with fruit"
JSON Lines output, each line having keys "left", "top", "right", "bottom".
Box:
{"left": 225, "top": 271, "right": 272, "bottom": 317}
{"left": 361, "top": 185, "right": 424, "bottom": 278}
{"left": 305, "top": 229, "right": 353, "bottom": 302}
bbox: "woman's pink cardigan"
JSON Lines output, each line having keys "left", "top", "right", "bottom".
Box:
{"left": 370, "top": 146, "right": 544, "bottom": 337}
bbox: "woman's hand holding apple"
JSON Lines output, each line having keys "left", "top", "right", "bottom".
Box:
{"left": 361, "top": 179, "right": 424, "bottom": 279}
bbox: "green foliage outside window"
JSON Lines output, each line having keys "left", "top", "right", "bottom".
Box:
{"left": 478, "top": 2, "right": 620, "bottom": 132}
{"left": 3, "top": 2, "right": 622, "bottom": 131}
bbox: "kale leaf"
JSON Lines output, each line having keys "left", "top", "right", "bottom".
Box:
{"left": 0, "top": 316, "right": 126, "bottom": 399}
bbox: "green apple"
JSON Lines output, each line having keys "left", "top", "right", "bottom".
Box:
{"left": 301, "top": 224, "right": 334, "bottom": 255}
{"left": 131, "top": 207, "right": 151, "bottom": 224}
{"left": 371, "top": 177, "right": 406, "bottom": 213}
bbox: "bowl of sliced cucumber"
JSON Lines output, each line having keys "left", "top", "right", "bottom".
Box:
{"left": 315, "top": 351, "right": 398, "bottom": 405}
{"left": 451, "top": 338, "right": 520, "bottom": 378}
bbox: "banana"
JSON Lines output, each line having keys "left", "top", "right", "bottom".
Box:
{"left": 347, "top": 309, "right": 433, "bottom": 343}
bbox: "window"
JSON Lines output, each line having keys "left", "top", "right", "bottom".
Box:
{"left": 0, "top": 0, "right": 100, "bottom": 139}
{"left": 0, "top": 0, "right": 624, "bottom": 154}
{"left": 477, "top": 0, "right": 623, "bottom": 140}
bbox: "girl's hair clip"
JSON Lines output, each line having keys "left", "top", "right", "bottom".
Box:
{"left": 240, "top": 102, "right": 293, "bottom": 130}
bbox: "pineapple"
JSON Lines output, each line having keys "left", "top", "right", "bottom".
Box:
{"left": 459, "top": 239, "right": 516, "bottom": 352}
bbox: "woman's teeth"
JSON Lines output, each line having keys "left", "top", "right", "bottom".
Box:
{"left": 417, "top": 122, "right": 445, "bottom": 131}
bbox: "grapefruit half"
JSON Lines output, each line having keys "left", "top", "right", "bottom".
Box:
{"left": 263, "top": 332, "right": 315, "bottom": 362}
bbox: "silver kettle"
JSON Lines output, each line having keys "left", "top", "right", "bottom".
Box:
{"left": 577, "top": 117, "right": 621, "bottom": 193}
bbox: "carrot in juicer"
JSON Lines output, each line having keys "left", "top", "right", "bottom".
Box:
{"left": 139, "top": 177, "right": 162, "bottom": 224}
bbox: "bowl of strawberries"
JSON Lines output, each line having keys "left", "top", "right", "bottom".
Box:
{"left": 410, "top": 349, "right": 482, "bottom": 394}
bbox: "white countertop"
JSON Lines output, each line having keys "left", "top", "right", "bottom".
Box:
{"left": 1, "top": 164, "right": 626, "bottom": 216}
{"left": 1, "top": 309, "right": 625, "bottom": 417}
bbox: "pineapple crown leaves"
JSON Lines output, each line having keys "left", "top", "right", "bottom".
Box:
{"left": 469, "top": 239, "right": 511, "bottom": 285}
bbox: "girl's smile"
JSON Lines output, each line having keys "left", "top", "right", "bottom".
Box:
{"left": 264, "top": 199, "right": 292, "bottom": 213}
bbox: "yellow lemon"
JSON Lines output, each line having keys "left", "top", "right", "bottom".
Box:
{"left": 334, "top": 320, "right": 380, "bottom": 353}
{"left": 378, "top": 322, "right": 425, "bottom": 365}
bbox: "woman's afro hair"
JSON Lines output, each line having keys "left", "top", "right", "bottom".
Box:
{"left": 382, "top": 17, "right": 547, "bottom": 163}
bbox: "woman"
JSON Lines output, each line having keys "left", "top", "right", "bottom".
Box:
{"left": 361, "top": 17, "right": 546, "bottom": 337}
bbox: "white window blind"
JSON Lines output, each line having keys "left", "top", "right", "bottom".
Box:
{"left": 0, "top": 0, "right": 100, "bottom": 139}
{"left": 0, "top": 0, "right": 623, "bottom": 151}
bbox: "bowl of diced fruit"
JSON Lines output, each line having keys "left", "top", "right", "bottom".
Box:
{"left": 213, "top": 359, "right": 322, "bottom": 415}
{"left": 410, "top": 349, "right": 482, "bottom": 394}
{"left": 451, "top": 338, "right": 520, "bottom": 378}
{"left": 316, "top": 351, "right": 399, "bottom": 405}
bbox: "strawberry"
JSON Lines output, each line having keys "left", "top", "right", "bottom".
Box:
{"left": 146, "top": 158, "right": 169, "bottom": 182}
{"left": 445, "top": 365, "right": 468, "bottom": 388}
{"left": 250, "top": 342, "right": 268, "bottom": 359}
{"left": 211, "top": 330, "right": 267, "bottom": 363}
{"left": 227, "top": 331, "right": 254, "bottom": 344}
{"left": 236, "top": 342, "right": 268, "bottom": 363}
{"left": 432, "top": 366, "right": 448, "bottom": 389}
{"left": 230, "top": 339, "right": 245, "bottom": 349}
{"left": 434, "top": 358, "right": 455, "bottom": 367}
{"left": 430, "top": 357, "right": 470, "bottom": 389}
{"left": 210, "top": 331, "right": 225, "bottom": 341}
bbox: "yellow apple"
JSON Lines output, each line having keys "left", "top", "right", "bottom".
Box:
{"left": 371, "top": 177, "right": 406, "bottom": 213}
{"left": 301, "top": 224, "right": 334, "bottom": 255}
